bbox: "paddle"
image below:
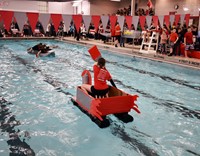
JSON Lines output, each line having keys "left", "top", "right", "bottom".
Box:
{"left": 88, "top": 45, "right": 117, "bottom": 88}
{"left": 88, "top": 45, "right": 102, "bottom": 61}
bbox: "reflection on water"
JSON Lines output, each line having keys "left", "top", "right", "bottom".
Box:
{"left": 0, "top": 97, "right": 35, "bottom": 156}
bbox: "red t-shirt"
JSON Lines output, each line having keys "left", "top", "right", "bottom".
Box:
{"left": 184, "top": 32, "right": 193, "bottom": 44}
{"left": 115, "top": 25, "right": 121, "bottom": 36}
{"left": 93, "top": 64, "right": 112, "bottom": 90}
{"left": 170, "top": 32, "right": 178, "bottom": 42}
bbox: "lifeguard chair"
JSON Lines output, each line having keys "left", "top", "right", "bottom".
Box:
{"left": 139, "top": 31, "right": 159, "bottom": 54}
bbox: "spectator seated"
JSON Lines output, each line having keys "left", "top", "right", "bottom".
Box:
{"left": 34, "top": 29, "right": 44, "bottom": 37}
{"left": 11, "top": 29, "right": 20, "bottom": 37}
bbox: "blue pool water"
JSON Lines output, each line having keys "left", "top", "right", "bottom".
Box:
{"left": 0, "top": 40, "right": 200, "bottom": 156}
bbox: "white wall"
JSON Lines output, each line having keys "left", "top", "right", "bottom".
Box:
{"left": 63, "top": 2, "right": 74, "bottom": 14}
{"left": 0, "top": 0, "right": 38, "bottom": 12}
{"left": 155, "top": 0, "right": 200, "bottom": 16}
{"left": 81, "top": 0, "right": 90, "bottom": 15}
{"left": 48, "top": 2, "right": 73, "bottom": 14}
{"left": 89, "top": 0, "right": 119, "bottom": 15}
{"left": 0, "top": 0, "right": 74, "bottom": 14}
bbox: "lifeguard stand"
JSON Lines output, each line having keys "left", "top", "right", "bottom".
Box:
{"left": 139, "top": 31, "right": 159, "bottom": 54}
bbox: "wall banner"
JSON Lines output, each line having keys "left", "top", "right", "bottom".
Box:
{"left": 14, "top": 12, "right": 27, "bottom": 32}
{"left": 174, "top": 14, "right": 180, "bottom": 26}
{"left": 158, "top": 15, "right": 164, "bottom": 27}
{"left": 164, "top": 15, "right": 170, "bottom": 28}
{"left": 153, "top": 16, "right": 158, "bottom": 28}
{"left": 101, "top": 15, "right": 109, "bottom": 32}
{"left": 51, "top": 14, "right": 62, "bottom": 32}
{"left": 82, "top": 15, "right": 91, "bottom": 31}
{"left": 92, "top": 15, "right": 100, "bottom": 31}
{"left": 72, "top": 15, "right": 82, "bottom": 32}
{"left": 62, "top": 14, "right": 72, "bottom": 32}
{"left": 170, "top": 15, "right": 175, "bottom": 26}
{"left": 110, "top": 15, "right": 117, "bottom": 30}
{"left": 27, "top": 12, "right": 39, "bottom": 31}
{"left": 185, "top": 14, "right": 190, "bottom": 27}
{"left": 117, "top": 16, "right": 125, "bottom": 30}
{"left": 139, "top": 16, "right": 146, "bottom": 30}
{"left": 132, "top": 16, "right": 139, "bottom": 30}
{"left": 0, "top": 11, "right": 14, "bottom": 31}
{"left": 39, "top": 13, "right": 50, "bottom": 32}
{"left": 125, "top": 16, "right": 132, "bottom": 30}
{"left": 180, "top": 14, "right": 185, "bottom": 26}
{"left": 146, "top": 16, "right": 152, "bottom": 29}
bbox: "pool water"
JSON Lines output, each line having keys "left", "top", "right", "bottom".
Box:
{"left": 0, "top": 40, "right": 200, "bottom": 156}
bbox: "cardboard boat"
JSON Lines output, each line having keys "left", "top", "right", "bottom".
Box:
{"left": 71, "top": 70, "right": 140, "bottom": 128}
{"left": 27, "top": 47, "right": 55, "bottom": 57}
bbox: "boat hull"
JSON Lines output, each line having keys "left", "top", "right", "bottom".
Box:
{"left": 72, "top": 86, "right": 140, "bottom": 128}
{"left": 27, "top": 48, "right": 55, "bottom": 57}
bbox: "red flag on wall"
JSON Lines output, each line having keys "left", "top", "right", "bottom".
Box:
{"left": 139, "top": 16, "right": 146, "bottom": 30}
{"left": 72, "top": 15, "right": 83, "bottom": 32}
{"left": 0, "top": 11, "right": 14, "bottom": 31}
{"left": 92, "top": 15, "right": 100, "bottom": 31}
{"left": 152, "top": 16, "right": 158, "bottom": 28}
{"left": 27, "top": 12, "right": 39, "bottom": 31}
{"left": 164, "top": 15, "right": 170, "bottom": 28}
{"left": 174, "top": 14, "right": 180, "bottom": 26}
{"left": 110, "top": 15, "right": 117, "bottom": 37}
{"left": 125, "top": 16, "right": 132, "bottom": 30}
{"left": 51, "top": 14, "right": 62, "bottom": 32}
{"left": 110, "top": 15, "right": 117, "bottom": 31}
{"left": 185, "top": 14, "right": 190, "bottom": 27}
{"left": 0, "top": 12, "right": 3, "bottom": 22}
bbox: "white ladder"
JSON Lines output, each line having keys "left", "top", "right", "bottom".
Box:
{"left": 139, "top": 31, "right": 159, "bottom": 54}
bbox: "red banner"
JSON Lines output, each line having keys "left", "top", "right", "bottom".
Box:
{"left": 0, "top": 11, "right": 14, "bottom": 31}
{"left": 164, "top": 15, "right": 170, "bottom": 28}
{"left": 125, "top": 16, "right": 132, "bottom": 30}
{"left": 185, "top": 14, "right": 190, "bottom": 27}
{"left": 92, "top": 15, "right": 100, "bottom": 31}
{"left": 26, "top": 12, "right": 39, "bottom": 31}
{"left": 51, "top": 14, "right": 62, "bottom": 32}
{"left": 152, "top": 16, "right": 158, "bottom": 28}
{"left": 72, "top": 15, "right": 82, "bottom": 32}
{"left": 139, "top": 16, "right": 146, "bottom": 30}
{"left": 110, "top": 15, "right": 117, "bottom": 31}
{"left": 0, "top": 12, "right": 3, "bottom": 22}
{"left": 174, "top": 14, "right": 180, "bottom": 26}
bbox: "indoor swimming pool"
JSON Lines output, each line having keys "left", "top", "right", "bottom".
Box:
{"left": 0, "top": 40, "right": 200, "bottom": 156}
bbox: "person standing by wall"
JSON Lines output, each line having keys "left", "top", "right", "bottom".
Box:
{"left": 184, "top": 26, "right": 194, "bottom": 57}
{"left": 114, "top": 22, "right": 121, "bottom": 47}
{"left": 168, "top": 28, "right": 178, "bottom": 56}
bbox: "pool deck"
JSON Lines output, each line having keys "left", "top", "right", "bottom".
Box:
{"left": 1, "top": 36, "right": 200, "bottom": 70}
{"left": 61, "top": 37, "right": 200, "bottom": 70}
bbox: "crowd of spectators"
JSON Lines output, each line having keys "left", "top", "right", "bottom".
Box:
{"left": 115, "top": 5, "right": 155, "bottom": 16}
{"left": 0, "top": 18, "right": 199, "bottom": 58}
{"left": 116, "top": 5, "right": 131, "bottom": 16}
{"left": 135, "top": 8, "right": 155, "bottom": 16}
{"left": 157, "top": 24, "right": 199, "bottom": 57}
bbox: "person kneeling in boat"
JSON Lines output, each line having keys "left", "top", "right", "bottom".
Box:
{"left": 81, "top": 57, "right": 116, "bottom": 98}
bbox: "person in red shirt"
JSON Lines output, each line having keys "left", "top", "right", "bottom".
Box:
{"left": 114, "top": 22, "right": 121, "bottom": 47}
{"left": 81, "top": 57, "right": 116, "bottom": 98}
{"left": 184, "top": 26, "right": 194, "bottom": 57}
{"left": 168, "top": 28, "right": 179, "bottom": 56}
